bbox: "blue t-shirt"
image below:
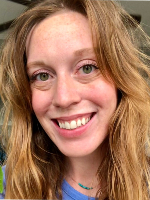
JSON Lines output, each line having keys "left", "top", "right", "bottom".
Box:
{"left": 62, "top": 179, "right": 96, "bottom": 200}
{"left": 0, "top": 166, "right": 97, "bottom": 200}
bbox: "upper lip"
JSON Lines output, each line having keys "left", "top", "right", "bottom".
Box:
{"left": 52, "top": 112, "right": 95, "bottom": 121}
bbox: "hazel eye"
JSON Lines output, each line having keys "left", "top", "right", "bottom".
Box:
{"left": 82, "top": 64, "right": 98, "bottom": 74}
{"left": 37, "top": 73, "right": 50, "bottom": 81}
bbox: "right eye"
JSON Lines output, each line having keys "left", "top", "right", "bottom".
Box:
{"left": 29, "top": 70, "right": 54, "bottom": 90}
{"left": 31, "top": 72, "right": 51, "bottom": 82}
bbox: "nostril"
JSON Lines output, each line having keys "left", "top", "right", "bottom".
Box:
{"left": 52, "top": 83, "right": 81, "bottom": 108}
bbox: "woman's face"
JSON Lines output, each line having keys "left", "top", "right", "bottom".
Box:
{"left": 26, "top": 10, "right": 117, "bottom": 157}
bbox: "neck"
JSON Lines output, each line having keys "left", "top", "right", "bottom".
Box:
{"left": 64, "top": 145, "right": 107, "bottom": 197}
{"left": 66, "top": 149, "right": 101, "bottom": 180}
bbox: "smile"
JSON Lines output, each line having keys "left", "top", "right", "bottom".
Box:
{"left": 54, "top": 113, "right": 95, "bottom": 130}
{"left": 58, "top": 117, "right": 90, "bottom": 130}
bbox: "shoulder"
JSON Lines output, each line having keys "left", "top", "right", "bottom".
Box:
{"left": 0, "top": 165, "right": 6, "bottom": 199}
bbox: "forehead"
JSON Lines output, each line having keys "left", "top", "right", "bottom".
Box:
{"left": 26, "top": 10, "right": 93, "bottom": 57}
{"left": 26, "top": 10, "right": 89, "bottom": 42}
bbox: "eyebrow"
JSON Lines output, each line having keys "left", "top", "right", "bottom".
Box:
{"left": 74, "top": 48, "right": 96, "bottom": 57}
{"left": 27, "top": 48, "right": 96, "bottom": 69}
{"left": 27, "top": 61, "right": 46, "bottom": 69}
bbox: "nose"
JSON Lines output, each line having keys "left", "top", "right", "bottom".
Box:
{"left": 52, "top": 75, "right": 81, "bottom": 108}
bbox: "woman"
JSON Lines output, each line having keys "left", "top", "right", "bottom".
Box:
{"left": 0, "top": 0, "right": 150, "bottom": 199}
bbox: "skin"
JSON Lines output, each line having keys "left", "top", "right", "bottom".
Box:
{"left": 26, "top": 10, "right": 117, "bottom": 194}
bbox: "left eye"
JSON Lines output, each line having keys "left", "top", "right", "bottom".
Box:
{"left": 80, "top": 64, "right": 98, "bottom": 74}
{"left": 36, "top": 73, "right": 50, "bottom": 81}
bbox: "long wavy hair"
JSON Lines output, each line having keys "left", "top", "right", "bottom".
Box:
{"left": 0, "top": 0, "right": 150, "bottom": 199}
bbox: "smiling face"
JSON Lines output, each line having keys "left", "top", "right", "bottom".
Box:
{"left": 26, "top": 10, "right": 117, "bottom": 157}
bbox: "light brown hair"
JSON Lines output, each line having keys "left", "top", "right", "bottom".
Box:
{"left": 0, "top": 0, "right": 150, "bottom": 199}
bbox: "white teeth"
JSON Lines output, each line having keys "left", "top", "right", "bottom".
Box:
{"left": 62, "top": 123, "right": 65, "bottom": 128}
{"left": 59, "top": 122, "right": 62, "bottom": 128}
{"left": 77, "top": 119, "right": 81, "bottom": 127}
{"left": 58, "top": 116, "right": 91, "bottom": 130}
{"left": 81, "top": 118, "right": 85, "bottom": 125}
{"left": 65, "top": 122, "right": 70, "bottom": 129}
{"left": 85, "top": 118, "right": 89, "bottom": 123}
{"left": 70, "top": 120, "right": 77, "bottom": 129}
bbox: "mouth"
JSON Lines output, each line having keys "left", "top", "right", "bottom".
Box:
{"left": 52, "top": 112, "right": 95, "bottom": 130}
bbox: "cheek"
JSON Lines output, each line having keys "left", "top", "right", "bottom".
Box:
{"left": 31, "top": 89, "right": 52, "bottom": 115}
{"left": 83, "top": 81, "right": 117, "bottom": 108}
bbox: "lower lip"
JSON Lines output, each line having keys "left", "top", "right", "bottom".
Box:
{"left": 52, "top": 114, "right": 96, "bottom": 138}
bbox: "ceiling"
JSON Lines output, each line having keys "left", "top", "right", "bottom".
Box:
{"left": 119, "top": 1, "right": 150, "bottom": 36}
{"left": 0, "top": 0, "right": 150, "bottom": 41}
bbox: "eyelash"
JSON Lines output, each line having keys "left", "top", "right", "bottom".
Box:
{"left": 30, "top": 70, "right": 52, "bottom": 82}
{"left": 77, "top": 63, "right": 99, "bottom": 75}
{"left": 29, "top": 62, "right": 99, "bottom": 82}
